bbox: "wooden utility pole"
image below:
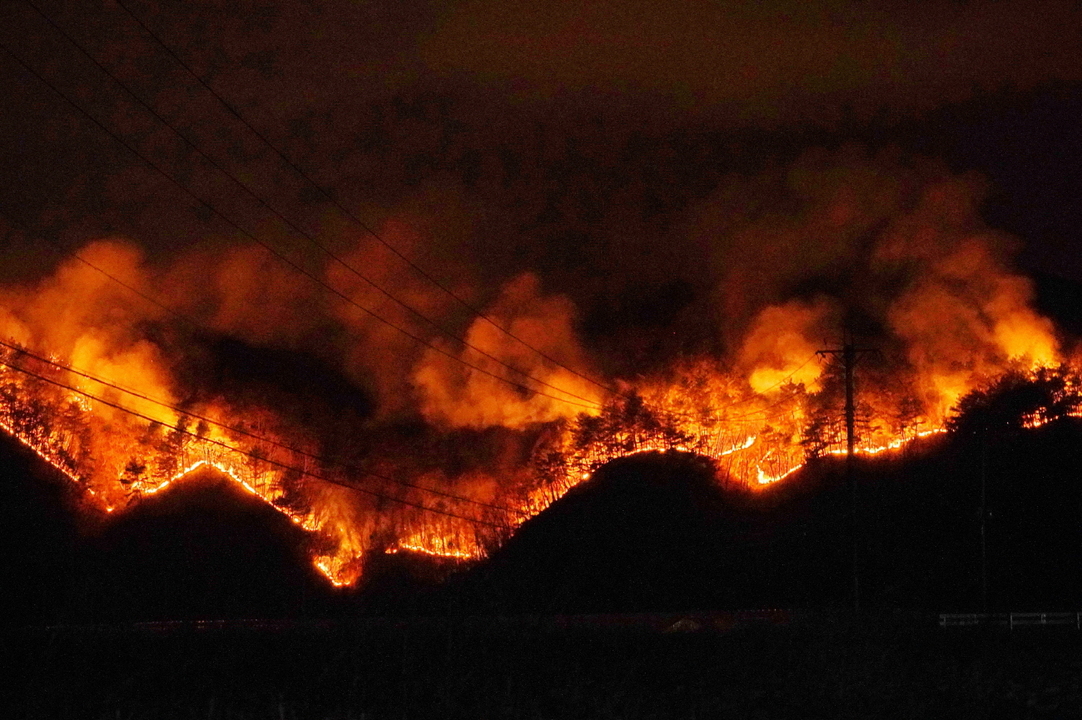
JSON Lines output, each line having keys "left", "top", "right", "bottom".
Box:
{"left": 817, "top": 333, "right": 877, "bottom": 611}
{"left": 980, "top": 428, "right": 988, "bottom": 611}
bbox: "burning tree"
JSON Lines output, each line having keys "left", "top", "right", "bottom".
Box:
{"left": 948, "top": 366, "right": 1082, "bottom": 436}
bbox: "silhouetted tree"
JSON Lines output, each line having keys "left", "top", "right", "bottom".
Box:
{"left": 800, "top": 360, "right": 846, "bottom": 459}
{"left": 948, "top": 366, "right": 1082, "bottom": 437}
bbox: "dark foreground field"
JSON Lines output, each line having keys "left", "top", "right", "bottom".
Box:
{"left": 4, "top": 613, "right": 1081, "bottom": 719}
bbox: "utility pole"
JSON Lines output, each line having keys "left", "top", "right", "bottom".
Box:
{"left": 817, "top": 332, "right": 877, "bottom": 611}
{"left": 980, "top": 428, "right": 988, "bottom": 611}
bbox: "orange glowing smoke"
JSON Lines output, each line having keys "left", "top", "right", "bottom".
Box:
{"left": 0, "top": 318, "right": 1068, "bottom": 587}
{"left": 0, "top": 249, "right": 1066, "bottom": 587}
{"left": 0, "top": 154, "right": 1072, "bottom": 589}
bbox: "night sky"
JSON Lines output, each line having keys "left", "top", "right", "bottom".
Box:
{"left": 0, "top": 0, "right": 1080, "bottom": 403}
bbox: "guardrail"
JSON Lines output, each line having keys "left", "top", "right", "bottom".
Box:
{"left": 939, "top": 612, "right": 1082, "bottom": 629}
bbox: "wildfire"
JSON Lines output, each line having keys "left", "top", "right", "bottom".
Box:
{"left": 0, "top": 215, "right": 1071, "bottom": 589}
{"left": 0, "top": 413, "right": 80, "bottom": 484}
{"left": 386, "top": 535, "right": 485, "bottom": 561}
{"left": 2, "top": 332, "right": 1073, "bottom": 589}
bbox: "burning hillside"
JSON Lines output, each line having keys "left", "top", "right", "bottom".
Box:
{"left": 0, "top": 151, "right": 1076, "bottom": 587}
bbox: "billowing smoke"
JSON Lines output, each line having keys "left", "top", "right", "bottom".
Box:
{"left": 326, "top": 218, "right": 466, "bottom": 416}
{"left": 887, "top": 237, "right": 1058, "bottom": 417}
{"left": 0, "top": 240, "right": 177, "bottom": 424}
{"left": 738, "top": 297, "right": 836, "bottom": 394}
{"left": 0, "top": 144, "right": 1067, "bottom": 585}
{"left": 672, "top": 148, "right": 1060, "bottom": 421}
{"left": 412, "top": 272, "right": 603, "bottom": 429}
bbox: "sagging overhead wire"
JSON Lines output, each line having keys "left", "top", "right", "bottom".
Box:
{"left": 0, "top": 35, "right": 600, "bottom": 413}
{"left": 665, "top": 352, "right": 818, "bottom": 427}
{"left": 111, "top": 0, "right": 625, "bottom": 402}
{"left": 0, "top": 354, "right": 511, "bottom": 530}
{"left": 722, "top": 353, "right": 819, "bottom": 419}
{"left": 745, "top": 353, "right": 819, "bottom": 398}
{"left": 0, "top": 337, "right": 514, "bottom": 514}
{"left": 20, "top": 0, "right": 602, "bottom": 410}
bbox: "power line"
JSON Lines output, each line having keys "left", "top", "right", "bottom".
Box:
{"left": 0, "top": 36, "right": 599, "bottom": 412}
{"left": 22, "top": 227, "right": 512, "bottom": 509}
{"left": 111, "top": 0, "right": 623, "bottom": 401}
{"left": 746, "top": 353, "right": 819, "bottom": 398}
{"left": 25, "top": 214, "right": 814, "bottom": 475}
{"left": 37, "top": 236, "right": 195, "bottom": 327}
{"left": 666, "top": 353, "right": 818, "bottom": 427}
{"left": 0, "top": 337, "right": 513, "bottom": 513}
{"left": 725, "top": 387, "right": 806, "bottom": 422}
{"left": 22, "top": 0, "right": 602, "bottom": 410}
{"left": 721, "top": 353, "right": 819, "bottom": 419}
{"left": 0, "top": 354, "right": 510, "bottom": 529}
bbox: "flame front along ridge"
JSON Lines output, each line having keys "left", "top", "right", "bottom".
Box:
{"left": 0, "top": 346, "right": 1074, "bottom": 587}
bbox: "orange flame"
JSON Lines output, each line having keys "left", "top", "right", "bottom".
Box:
{"left": 0, "top": 221, "right": 1070, "bottom": 588}
{"left": 2, "top": 335, "right": 1073, "bottom": 588}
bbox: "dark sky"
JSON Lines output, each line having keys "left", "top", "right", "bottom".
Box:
{"left": 1, "top": 0, "right": 1080, "bottom": 378}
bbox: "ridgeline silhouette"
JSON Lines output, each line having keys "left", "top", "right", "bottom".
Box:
{"left": 4, "top": 370, "right": 1082, "bottom": 623}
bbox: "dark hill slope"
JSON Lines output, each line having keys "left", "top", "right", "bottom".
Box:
{"left": 856, "top": 418, "right": 1082, "bottom": 611}
{"left": 446, "top": 421, "right": 1082, "bottom": 614}
{"left": 473, "top": 452, "right": 747, "bottom": 613}
{"left": 0, "top": 435, "right": 343, "bottom": 624}
{"left": 443, "top": 451, "right": 852, "bottom": 613}
{"left": 6, "top": 416, "right": 1082, "bottom": 621}
{"left": 0, "top": 437, "right": 85, "bottom": 625}
{"left": 78, "top": 471, "right": 338, "bottom": 622}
